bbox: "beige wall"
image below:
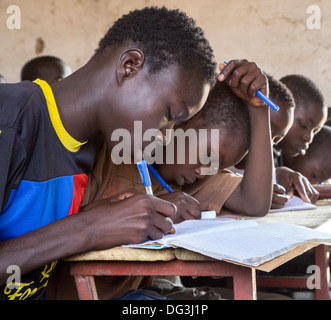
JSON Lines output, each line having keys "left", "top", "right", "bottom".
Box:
{"left": 0, "top": 0, "right": 330, "bottom": 103}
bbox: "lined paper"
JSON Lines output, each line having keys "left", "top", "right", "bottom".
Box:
{"left": 127, "top": 218, "right": 331, "bottom": 267}
{"left": 269, "top": 195, "right": 316, "bottom": 213}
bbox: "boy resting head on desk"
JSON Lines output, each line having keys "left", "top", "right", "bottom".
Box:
{"left": 160, "top": 60, "right": 274, "bottom": 218}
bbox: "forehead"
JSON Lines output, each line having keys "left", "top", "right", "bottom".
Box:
{"left": 295, "top": 101, "right": 327, "bottom": 126}
{"left": 209, "top": 129, "right": 247, "bottom": 168}
{"left": 158, "top": 65, "right": 211, "bottom": 109}
{"left": 271, "top": 100, "right": 294, "bottom": 137}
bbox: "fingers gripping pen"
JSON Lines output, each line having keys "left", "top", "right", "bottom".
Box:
{"left": 223, "top": 61, "right": 279, "bottom": 112}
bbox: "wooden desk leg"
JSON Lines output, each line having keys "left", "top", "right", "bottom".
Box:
{"left": 315, "top": 245, "right": 330, "bottom": 300}
{"left": 73, "top": 274, "right": 99, "bottom": 300}
{"left": 233, "top": 267, "right": 257, "bottom": 300}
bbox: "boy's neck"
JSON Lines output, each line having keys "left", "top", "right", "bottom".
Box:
{"left": 50, "top": 59, "right": 115, "bottom": 143}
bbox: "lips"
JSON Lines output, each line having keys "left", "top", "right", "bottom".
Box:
{"left": 184, "top": 177, "right": 196, "bottom": 185}
{"left": 296, "top": 144, "right": 308, "bottom": 156}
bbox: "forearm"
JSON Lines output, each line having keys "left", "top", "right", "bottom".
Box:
{"left": 225, "top": 106, "right": 273, "bottom": 216}
{"left": 0, "top": 212, "right": 93, "bottom": 286}
{"left": 0, "top": 194, "right": 176, "bottom": 286}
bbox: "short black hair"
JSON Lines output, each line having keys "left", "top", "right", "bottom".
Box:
{"left": 21, "top": 55, "right": 64, "bottom": 81}
{"left": 96, "top": 7, "right": 217, "bottom": 85}
{"left": 200, "top": 81, "right": 250, "bottom": 148}
{"left": 280, "top": 74, "right": 325, "bottom": 108}
{"left": 267, "top": 74, "right": 295, "bottom": 109}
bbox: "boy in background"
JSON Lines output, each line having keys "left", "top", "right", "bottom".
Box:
{"left": 288, "top": 125, "right": 331, "bottom": 185}
{"left": 273, "top": 74, "right": 326, "bottom": 205}
{"left": 277, "top": 74, "right": 327, "bottom": 163}
{"left": 21, "top": 55, "right": 72, "bottom": 84}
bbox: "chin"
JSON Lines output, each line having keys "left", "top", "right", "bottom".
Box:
{"left": 286, "top": 148, "right": 300, "bottom": 158}
{"left": 291, "top": 152, "right": 300, "bottom": 158}
{"left": 176, "top": 177, "right": 185, "bottom": 186}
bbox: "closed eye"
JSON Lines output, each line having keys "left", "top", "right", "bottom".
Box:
{"left": 165, "top": 106, "right": 174, "bottom": 121}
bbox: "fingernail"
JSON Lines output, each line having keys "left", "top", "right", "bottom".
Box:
{"left": 218, "top": 74, "right": 225, "bottom": 81}
{"left": 169, "top": 227, "right": 176, "bottom": 234}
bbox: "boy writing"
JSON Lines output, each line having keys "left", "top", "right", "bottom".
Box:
{"left": 277, "top": 74, "right": 327, "bottom": 163}
{"left": 0, "top": 7, "right": 217, "bottom": 300}
{"left": 83, "top": 60, "right": 273, "bottom": 218}
{"left": 59, "top": 59, "right": 271, "bottom": 300}
{"left": 288, "top": 125, "right": 331, "bottom": 185}
{"left": 274, "top": 74, "right": 326, "bottom": 205}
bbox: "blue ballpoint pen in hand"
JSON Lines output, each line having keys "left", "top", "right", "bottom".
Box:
{"left": 147, "top": 163, "right": 174, "bottom": 193}
{"left": 137, "top": 160, "right": 176, "bottom": 234}
{"left": 137, "top": 160, "right": 153, "bottom": 195}
{"left": 223, "top": 61, "right": 279, "bottom": 112}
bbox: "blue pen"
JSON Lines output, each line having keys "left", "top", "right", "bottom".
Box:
{"left": 147, "top": 163, "right": 174, "bottom": 193}
{"left": 137, "top": 160, "right": 153, "bottom": 195}
{"left": 138, "top": 161, "right": 176, "bottom": 235}
{"left": 223, "top": 61, "right": 279, "bottom": 112}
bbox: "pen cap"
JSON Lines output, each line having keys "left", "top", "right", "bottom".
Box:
{"left": 137, "top": 160, "right": 152, "bottom": 188}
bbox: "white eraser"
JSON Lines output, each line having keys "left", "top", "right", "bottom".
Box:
{"left": 201, "top": 210, "right": 217, "bottom": 219}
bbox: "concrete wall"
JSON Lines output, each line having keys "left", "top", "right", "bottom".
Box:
{"left": 0, "top": 0, "right": 330, "bottom": 103}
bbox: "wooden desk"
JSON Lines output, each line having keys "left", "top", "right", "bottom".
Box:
{"left": 66, "top": 243, "right": 328, "bottom": 300}
{"left": 245, "top": 201, "right": 331, "bottom": 300}
{"left": 67, "top": 247, "right": 258, "bottom": 300}
{"left": 66, "top": 202, "right": 331, "bottom": 300}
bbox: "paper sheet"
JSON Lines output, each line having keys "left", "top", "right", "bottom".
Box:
{"left": 269, "top": 195, "right": 317, "bottom": 213}
{"left": 127, "top": 218, "right": 331, "bottom": 267}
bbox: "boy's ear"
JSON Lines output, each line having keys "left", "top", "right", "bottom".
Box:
{"left": 116, "top": 49, "right": 145, "bottom": 86}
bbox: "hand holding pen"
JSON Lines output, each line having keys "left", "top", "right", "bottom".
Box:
{"left": 219, "top": 60, "right": 279, "bottom": 111}
{"left": 137, "top": 160, "right": 176, "bottom": 234}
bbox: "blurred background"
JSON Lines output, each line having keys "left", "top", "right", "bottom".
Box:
{"left": 0, "top": 0, "right": 330, "bottom": 103}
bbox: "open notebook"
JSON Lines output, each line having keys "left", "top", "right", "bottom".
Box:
{"left": 126, "top": 218, "right": 331, "bottom": 267}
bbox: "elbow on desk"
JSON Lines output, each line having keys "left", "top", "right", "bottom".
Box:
{"left": 240, "top": 201, "right": 270, "bottom": 218}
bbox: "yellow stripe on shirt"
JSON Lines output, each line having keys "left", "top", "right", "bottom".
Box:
{"left": 34, "top": 79, "right": 87, "bottom": 152}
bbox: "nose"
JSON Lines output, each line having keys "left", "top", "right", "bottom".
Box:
{"left": 195, "top": 167, "right": 207, "bottom": 179}
{"left": 303, "top": 129, "right": 314, "bottom": 145}
{"left": 156, "top": 128, "right": 172, "bottom": 146}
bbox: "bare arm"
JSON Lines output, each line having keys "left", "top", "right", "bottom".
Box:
{"left": 224, "top": 106, "right": 273, "bottom": 216}
{"left": 219, "top": 60, "right": 273, "bottom": 217}
{"left": 0, "top": 194, "right": 176, "bottom": 286}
